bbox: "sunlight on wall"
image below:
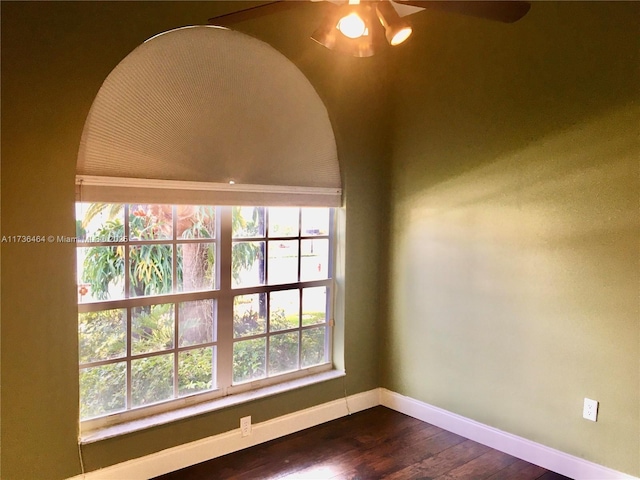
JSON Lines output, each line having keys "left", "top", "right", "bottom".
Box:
{"left": 389, "top": 103, "right": 639, "bottom": 471}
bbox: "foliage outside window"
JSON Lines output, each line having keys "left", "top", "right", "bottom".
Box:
{"left": 77, "top": 204, "right": 333, "bottom": 423}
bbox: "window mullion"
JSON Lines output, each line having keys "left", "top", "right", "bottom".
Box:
{"left": 126, "top": 307, "right": 133, "bottom": 411}
{"left": 263, "top": 207, "right": 269, "bottom": 286}
{"left": 124, "top": 204, "right": 133, "bottom": 410}
{"left": 297, "top": 208, "right": 302, "bottom": 283}
{"left": 264, "top": 208, "right": 271, "bottom": 377}
{"left": 326, "top": 209, "right": 337, "bottom": 361}
{"left": 298, "top": 287, "right": 303, "bottom": 369}
{"left": 124, "top": 204, "right": 130, "bottom": 299}
{"left": 216, "top": 206, "right": 234, "bottom": 391}
{"left": 266, "top": 290, "right": 271, "bottom": 378}
{"left": 173, "top": 205, "right": 179, "bottom": 399}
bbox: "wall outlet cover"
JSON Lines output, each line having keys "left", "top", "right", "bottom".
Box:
{"left": 240, "top": 416, "right": 252, "bottom": 436}
{"left": 583, "top": 398, "right": 598, "bottom": 422}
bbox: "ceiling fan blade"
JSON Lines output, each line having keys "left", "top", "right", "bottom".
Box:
{"left": 208, "top": 1, "right": 304, "bottom": 26}
{"left": 393, "top": 1, "right": 531, "bottom": 23}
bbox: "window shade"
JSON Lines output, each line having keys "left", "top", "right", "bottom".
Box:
{"left": 76, "top": 26, "right": 342, "bottom": 207}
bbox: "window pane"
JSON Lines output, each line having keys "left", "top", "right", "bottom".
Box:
{"left": 302, "top": 287, "right": 327, "bottom": 326}
{"left": 232, "top": 206, "right": 265, "bottom": 238}
{"left": 301, "top": 327, "right": 327, "bottom": 368}
{"left": 301, "top": 208, "right": 330, "bottom": 236}
{"left": 76, "top": 203, "right": 335, "bottom": 422}
{"left": 129, "top": 245, "right": 173, "bottom": 297}
{"left": 270, "top": 289, "right": 299, "bottom": 331}
{"left": 131, "top": 353, "right": 174, "bottom": 407}
{"left": 300, "top": 239, "right": 329, "bottom": 281}
{"left": 232, "top": 241, "right": 265, "bottom": 288}
{"left": 79, "top": 362, "right": 126, "bottom": 420}
{"left": 78, "top": 246, "right": 125, "bottom": 302}
{"left": 268, "top": 240, "right": 299, "bottom": 285}
{"left": 179, "top": 299, "right": 215, "bottom": 347}
{"left": 233, "top": 294, "right": 266, "bottom": 338}
{"left": 177, "top": 243, "right": 216, "bottom": 292}
{"left": 176, "top": 206, "right": 216, "bottom": 239}
{"left": 79, "top": 309, "right": 126, "bottom": 364}
{"left": 76, "top": 202, "right": 125, "bottom": 243}
{"left": 233, "top": 338, "right": 266, "bottom": 384}
{"left": 268, "top": 207, "right": 299, "bottom": 237}
{"left": 269, "top": 332, "right": 299, "bottom": 375}
{"left": 129, "top": 204, "right": 172, "bottom": 240}
{"left": 178, "top": 347, "right": 215, "bottom": 396}
{"left": 132, "top": 304, "right": 174, "bottom": 355}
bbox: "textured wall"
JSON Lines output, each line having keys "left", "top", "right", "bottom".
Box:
{"left": 384, "top": 2, "right": 639, "bottom": 476}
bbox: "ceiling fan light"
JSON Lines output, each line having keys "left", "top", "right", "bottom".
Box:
{"left": 337, "top": 12, "right": 367, "bottom": 39}
{"left": 311, "top": 3, "right": 384, "bottom": 57}
{"left": 376, "top": 1, "right": 413, "bottom": 46}
{"left": 389, "top": 25, "right": 412, "bottom": 45}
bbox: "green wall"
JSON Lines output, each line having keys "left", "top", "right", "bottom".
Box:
{"left": 2, "top": 1, "right": 638, "bottom": 479}
{"left": 384, "top": 1, "right": 639, "bottom": 476}
{"left": 0, "top": 2, "right": 388, "bottom": 478}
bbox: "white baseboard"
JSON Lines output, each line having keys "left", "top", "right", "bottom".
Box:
{"left": 69, "top": 389, "right": 380, "bottom": 480}
{"left": 69, "top": 388, "right": 638, "bottom": 480}
{"left": 380, "top": 388, "right": 638, "bottom": 480}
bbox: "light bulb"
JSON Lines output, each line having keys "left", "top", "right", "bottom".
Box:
{"left": 390, "top": 26, "right": 412, "bottom": 45}
{"left": 337, "top": 12, "right": 366, "bottom": 39}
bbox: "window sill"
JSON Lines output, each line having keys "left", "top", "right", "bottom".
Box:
{"left": 80, "top": 369, "right": 346, "bottom": 444}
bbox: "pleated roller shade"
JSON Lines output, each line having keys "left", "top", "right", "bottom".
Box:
{"left": 76, "top": 26, "right": 342, "bottom": 206}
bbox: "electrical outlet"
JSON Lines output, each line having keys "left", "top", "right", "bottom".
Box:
{"left": 240, "top": 416, "right": 252, "bottom": 437}
{"left": 583, "top": 398, "right": 598, "bottom": 422}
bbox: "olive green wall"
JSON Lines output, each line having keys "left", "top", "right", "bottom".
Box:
{"left": 384, "top": 1, "right": 639, "bottom": 476}
{"left": 3, "top": 1, "right": 638, "bottom": 479}
{"left": 0, "top": 2, "right": 389, "bottom": 478}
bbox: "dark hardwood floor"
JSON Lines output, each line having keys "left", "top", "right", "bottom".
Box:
{"left": 153, "top": 406, "right": 572, "bottom": 480}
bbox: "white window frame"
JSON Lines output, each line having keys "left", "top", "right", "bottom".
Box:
{"left": 77, "top": 204, "right": 335, "bottom": 433}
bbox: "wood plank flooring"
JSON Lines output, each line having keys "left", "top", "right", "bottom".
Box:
{"left": 153, "top": 406, "right": 572, "bottom": 480}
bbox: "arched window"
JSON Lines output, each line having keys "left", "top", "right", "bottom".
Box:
{"left": 75, "top": 26, "right": 342, "bottom": 434}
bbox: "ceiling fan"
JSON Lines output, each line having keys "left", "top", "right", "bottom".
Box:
{"left": 208, "top": 0, "right": 531, "bottom": 57}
